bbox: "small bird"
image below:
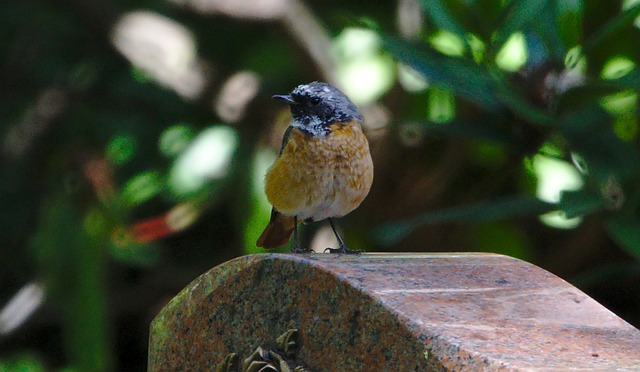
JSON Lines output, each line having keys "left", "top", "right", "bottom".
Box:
{"left": 256, "top": 82, "right": 374, "bottom": 254}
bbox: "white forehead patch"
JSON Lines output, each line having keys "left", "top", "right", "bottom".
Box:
{"left": 322, "top": 86, "right": 331, "bottom": 93}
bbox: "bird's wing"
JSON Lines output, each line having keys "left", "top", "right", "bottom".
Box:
{"left": 278, "top": 126, "right": 293, "bottom": 156}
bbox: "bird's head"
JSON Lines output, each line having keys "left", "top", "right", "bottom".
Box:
{"left": 273, "top": 82, "right": 363, "bottom": 136}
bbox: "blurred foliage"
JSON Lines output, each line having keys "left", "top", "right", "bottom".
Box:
{"left": 1, "top": 0, "right": 640, "bottom": 370}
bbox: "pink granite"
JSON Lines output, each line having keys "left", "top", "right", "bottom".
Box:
{"left": 148, "top": 253, "right": 640, "bottom": 370}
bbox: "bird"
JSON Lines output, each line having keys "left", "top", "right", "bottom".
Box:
{"left": 256, "top": 81, "right": 374, "bottom": 254}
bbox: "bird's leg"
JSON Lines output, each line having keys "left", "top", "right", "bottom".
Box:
{"left": 291, "top": 216, "right": 313, "bottom": 253}
{"left": 324, "top": 218, "right": 360, "bottom": 255}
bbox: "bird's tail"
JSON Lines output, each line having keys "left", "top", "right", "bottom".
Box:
{"left": 256, "top": 209, "right": 296, "bottom": 249}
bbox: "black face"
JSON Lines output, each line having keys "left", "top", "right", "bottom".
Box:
{"left": 273, "top": 82, "right": 363, "bottom": 136}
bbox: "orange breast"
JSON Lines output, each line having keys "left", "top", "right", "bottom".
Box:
{"left": 264, "top": 121, "right": 374, "bottom": 221}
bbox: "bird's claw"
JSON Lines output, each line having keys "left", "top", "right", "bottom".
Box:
{"left": 323, "top": 247, "right": 361, "bottom": 255}
{"left": 291, "top": 247, "right": 314, "bottom": 254}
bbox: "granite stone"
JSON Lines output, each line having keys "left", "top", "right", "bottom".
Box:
{"left": 148, "top": 253, "right": 640, "bottom": 371}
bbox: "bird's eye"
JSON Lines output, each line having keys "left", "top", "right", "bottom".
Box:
{"left": 309, "top": 97, "right": 320, "bottom": 105}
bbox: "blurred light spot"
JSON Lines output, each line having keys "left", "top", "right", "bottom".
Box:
{"left": 534, "top": 155, "right": 584, "bottom": 229}
{"left": 601, "top": 56, "right": 635, "bottom": 80}
{"left": 430, "top": 30, "right": 465, "bottom": 57}
{"left": 334, "top": 28, "right": 380, "bottom": 60}
{"left": 111, "top": 11, "right": 208, "bottom": 100}
{"left": 544, "top": 69, "right": 585, "bottom": 97}
{"left": 535, "top": 155, "right": 583, "bottom": 202}
{"left": 602, "top": 175, "right": 626, "bottom": 210}
{"left": 0, "top": 282, "right": 45, "bottom": 336}
{"left": 613, "top": 112, "right": 639, "bottom": 141}
{"left": 110, "top": 226, "right": 161, "bottom": 265}
{"left": 600, "top": 84, "right": 638, "bottom": 142}
{"left": 471, "top": 142, "right": 507, "bottom": 168}
{"left": 623, "top": 0, "right": 640, "bottom": 28}
{"left": 170, "top": 0, "right": 287, "bottom": 20}
{"left": 84, "top": 208, "right": 109, "bottom": 237}
{"left": 398, "top": 63, "right": 428, "bottom": 92}
{"left": 127, "top": 215, "right": 171, "bottom": 243}
{"left": 564, "top": 46, "right": 587, "bottom": 72}
{"left": 69, "top": 62, "right": 98, "bottom": 90}
{"left": 214, "top": 71, "right": 261, "bottom": 123}
{"left": 522, "top": 156, "right": 535, "bottom": 177}
{"left": 570, "top": 152, "right": 588, "bottom": 175}
{"left": 310, "top": 225, "right": 339, "bottom": 253}
{"left": 334, "top": 28, "right": 395, "bottom": 104}
{"left": 467, "top": 34, "right": 485, "bottom": 63}
{"left": 106, "top": 134, "right": 136, "bottom": 166}
{"left": 428, "top": 88, "right": 455, "bottom": 123}
{"left": 0, "top": 355, "right": 44, "bottom": 370}
{"left": 253, "top": 149, "right": 277, "bottom": 203}
{"left": 83, "top": 157, "right": 116, "bottom": 201}
{"left": 121, "top": 171, "right": 162, "bottom": 206}
{"left": 336, "top": 58, "right": 395, "bottom": 104}
{"left": 280, "top": 0, "right": 336, "bottom": 83}
{"left": 166, "top": 202, "right": 200, "bottom": 232}
{"left": 268, "top": 110, "right": 294, "bottom": 149}
{"left": 397, "top": 0, "right": 423, "bottom": 39}
{"left": 159, "top": 124, "right": 194, "bottom": 157}
{"left": 495, "top": 33, "right": 528, "bottom": 72}
{"left": 4, "top": 88, "right": 66, "bottom": 160}
{"left": 132, "top": 67, "right": 153, "bottom": 83}
{"left": 624, "top": 0, "right": 640, "bottom": 9}
{"left": 601, "top": 91, "right": 637, "bottom": 115}
{"left": 539, "top": 211, "right": 582, "bottom": 229}
{"left": 35, "top": 89, "right": 66, "bottom": 119}
{"left": 361, "top": 103, "right": 390, "bottom": 132}
{"left": 244, "top": 149, "right": 278, "bottom": 253}
{"left": 399, "top": 122, "right": 424, "bottom": 147}
{"left": 539, "top": 141, "right": 565, "bottom": 159}
{"left": 169, "top": 126, "right": 238, "bottom": 195}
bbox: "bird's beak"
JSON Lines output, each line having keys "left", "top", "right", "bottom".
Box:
{"left": 272, "top": 94, "right": 298, "bottom": 105}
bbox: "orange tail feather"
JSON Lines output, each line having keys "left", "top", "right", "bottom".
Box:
{"left": 256, "top": 210, "right": 296, "bottom": 249}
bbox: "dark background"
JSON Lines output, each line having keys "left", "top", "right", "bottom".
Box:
{"left": 1, "top": 0, "right": 639, "bottom": 370}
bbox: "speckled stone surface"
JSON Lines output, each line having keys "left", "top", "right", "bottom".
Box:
{"left": 148, "top": 253, "right": 640, "bottom": 371}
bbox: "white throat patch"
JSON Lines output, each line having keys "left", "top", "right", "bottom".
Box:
{"left": 291, "top": 117, "right": 329, "bottom": 137}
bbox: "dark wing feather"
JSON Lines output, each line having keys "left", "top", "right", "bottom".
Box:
{"left": 279, "top": 126, "right": 293, "bottom": 155}
{"left": 256, "top": 125, "right": 297, "bottom": 248}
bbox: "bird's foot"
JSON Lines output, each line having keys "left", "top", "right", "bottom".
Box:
{"left": 323, "top": 246, "right": 361, "bottom": 255}
{"left": 291, "top": 247, "right": 314, "bottom": 254}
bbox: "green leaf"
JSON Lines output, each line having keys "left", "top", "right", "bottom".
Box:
{"left": 412, "top": 117, "right": 512, "bottom": 144}
{"left": 556, "top": 1, "right": 583, "bottom": 51}
{"left": 109, "top": 239, "right": 160, "bottom": 266}
{"left": 571, "top": 262, "right": 640, "bottom": 288}
{"left": 583, "top": 3, "right": 640, "bottom": 54}
{"left": 605, "top": 68, "right": 640, "bottom": 90}
{"left": 494, "top": 0, "right": 552, "bottom": 51}
{"left": 0, "top": 354, "right": 45, "bottom": 371}
{"left": 374, "top": 196, "right": 555, "bottom": 246}
{"left": 558, "top": 190, "right": 607, "bottom": 219}
{"left": 382, "top": 35, "right": 502, "bottom": 110}
{"left": 473, "top": 222, "right": 534, "bottom": 261}
{"left": 528, "top": 3, "right": 567, "bottom": 62}
{"left": 560, "top": 69, "right": 640, "bottom": 109}
{"left": 121, "top": 171, "right": 163, "bottom": 206}
{"left": 106, "top": 134, "right": 136, "bottom": 166}
{"left": 607, "top": 217, "right": 640, "bottom": 260}
{"left": 32, "top": 198, "right": 113, "bottom": 371}
{"left": 493, "top": 82, "right": 555, "bottom": 126}
{"left": 558, "top": 82, "right": 624, "bottom": 112}
{"left": 419, "top": 0, "right": 469, "bottom": 42}
{"left": 559, "top": 105, "right": 640, "bottom": 182}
